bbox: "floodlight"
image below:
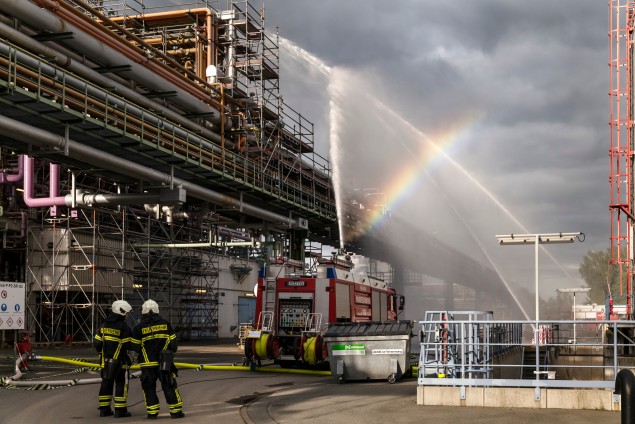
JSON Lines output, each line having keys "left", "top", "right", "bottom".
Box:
{"left": 496, "top": 232, "right": 583, "bottom": 323}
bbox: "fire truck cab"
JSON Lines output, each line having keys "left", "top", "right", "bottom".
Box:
{"left": 245, "top": 252, "right": 403, "bottom": 367}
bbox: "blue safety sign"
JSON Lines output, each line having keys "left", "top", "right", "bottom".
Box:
{"left": 0, "top": 282, "right": 25, "bottom": 330}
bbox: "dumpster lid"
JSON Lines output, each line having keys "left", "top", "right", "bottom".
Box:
{"left": 324, "top": 321, "right": 413, "bottom": 337}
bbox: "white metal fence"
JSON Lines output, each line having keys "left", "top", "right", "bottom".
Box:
{"left": 418, "top": 313, "right": 635, "bottom": 390}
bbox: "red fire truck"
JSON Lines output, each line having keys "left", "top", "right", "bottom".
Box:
{"left": 244, "top": 252, "right": 404, "bottom": 367}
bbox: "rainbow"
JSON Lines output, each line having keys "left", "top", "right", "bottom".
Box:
{"left": 352, "top": 113, "right": 484, "bottom": 238}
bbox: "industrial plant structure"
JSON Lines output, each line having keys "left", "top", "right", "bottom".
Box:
{"left": 0, "top": 0, "right": 340, "bottom": 343}
{"left": 0, "top": 0, "right": 519, "bottom": 346}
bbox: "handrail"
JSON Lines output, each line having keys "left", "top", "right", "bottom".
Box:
{"left": 418, "top": 318, "right": 633, "bottom": 390}
{"left": 0, "top": 38, "right": 337, "bottom": 219}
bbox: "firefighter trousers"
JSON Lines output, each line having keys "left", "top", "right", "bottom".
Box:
{"left": 98, "top": 367, "right": 128, "bottom": 412}
{"left": 140, "top": 367, "right": 183, "bottom": 416}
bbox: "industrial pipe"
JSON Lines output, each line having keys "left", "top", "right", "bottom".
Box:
{"left": 0, "top": 3, "right": 330, "bottom": 206}
{"left": 134, "top": 231, "right": 260, "bottom": 249}
{"left": 101, "top": 7, "right": 218, "bottom": 87}
{"left": 0, "top": 115, "right": 299, "bottom": 227}
{"left": 22, "top": 156, "right": 179, "bottom": 209}
{"left": 615, "top": 368, "right": 635, "bottom": 424}
{"left": 0, "top": 19, "right": 232, "bottom": 147}
{"left": 0, "top": 39, "right": 332, "bottom": 213}
{"left": 68, "top": 0, "right": 230, "bottom": 105}
{"left": 0, "top": 0, "right": 220, "bottom": 118}
{"left": 23, "top": 156, "right": 65, "bottom": 208}
{"left": 207, "top": 11, "right": 215, "bottom": 70}
{"left": 31, "top": 0, "right": 208, "bottom": 104}
{"left": 0, "top": 38, "right": 233, "bottom": 150}
{"left": 108, "top": 8, "right": 213, "bottom": 23}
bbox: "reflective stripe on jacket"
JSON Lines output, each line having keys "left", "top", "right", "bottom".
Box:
{"left": 94, "top": 313, "right": 132, "bottom": 364}
{"left": 131, "top": 312, "right": 177, "bottom": 368}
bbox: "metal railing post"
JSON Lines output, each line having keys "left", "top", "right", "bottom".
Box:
{"left": 615, "top": 322, "right": 619, "bottom": 381}
{"left": 615, "top": 368, "right": 635, "bottom": 424}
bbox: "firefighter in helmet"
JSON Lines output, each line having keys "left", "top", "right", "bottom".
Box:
{"left": 94, "top": 299, "right": 133, "bottom": 418}
{"left": 130, "top": 299, "right": 185, "bottom": 419}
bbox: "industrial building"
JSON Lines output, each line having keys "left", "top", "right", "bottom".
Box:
{"left": 0, "top": 0, "right": 343, "bottom": 343}
{"left": 0, "top": 0, "right": 520, "bottom": 346}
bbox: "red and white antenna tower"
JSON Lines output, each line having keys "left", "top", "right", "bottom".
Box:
{"left": 609, "top": 0, "right": 635, "bottom": 316}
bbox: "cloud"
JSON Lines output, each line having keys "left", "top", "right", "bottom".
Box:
{"left": 266, "top": 0, "right": 609, "bottom": 301}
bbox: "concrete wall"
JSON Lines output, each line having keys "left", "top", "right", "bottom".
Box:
{"left": 417, "top": 386, "right": 619, "bottom": 411}
{"left": 492, "top": 347, "right": 523, "bottom": 379}
{"left": 553, "top": 347, "right": 606, "bottom": 381}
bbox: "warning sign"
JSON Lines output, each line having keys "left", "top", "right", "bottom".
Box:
{"left": 0, "top": 282, "right": 25, "bottom": 330}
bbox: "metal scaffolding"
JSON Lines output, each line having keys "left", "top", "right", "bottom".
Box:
{"left": 0, "top": 0, "right": 337, "bottom": 344}
{"left": 22, "top": 162, "right": 224, "bottom": 342}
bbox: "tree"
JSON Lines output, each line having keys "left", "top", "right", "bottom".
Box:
{"left": 578, "top": 248, "right": 623, "bottom": 304}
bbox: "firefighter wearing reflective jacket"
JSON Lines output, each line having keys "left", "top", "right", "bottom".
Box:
{"left": 131, "top": 299, "right": 185, "bottom": 419}
{"left": 94, "top": 300, "right": 133, "bottom": 418}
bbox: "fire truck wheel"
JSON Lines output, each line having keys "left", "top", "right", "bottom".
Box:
{"left": 297, "top": 335, "right": 307, "bottom": 360}
{"left": 293, "top": 336, "right": 302, "bottom": 360}
{"left": 321, "top": 337, "right": 328, "bottom": 360}
{"left": 314, "top": 335, "right": 325, "bottom": 362}
{"left": 244, "top": 338, "right": 254, "bottom": 360}
{"left": 266, "top": 335, "right": 280, "bottom": 359}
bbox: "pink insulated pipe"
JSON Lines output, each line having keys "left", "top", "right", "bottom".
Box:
{"left": 23, "top": 155, "right": 66, "bottom": 208}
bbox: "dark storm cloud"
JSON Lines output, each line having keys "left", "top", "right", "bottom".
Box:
{"left": 263, "top": 0, "right": 610, "bottom": 296}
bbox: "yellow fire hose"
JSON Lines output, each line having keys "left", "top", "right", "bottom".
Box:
{"left": 2, "top": 355, "right": 418, "bottom": 389}
{"left": 303, "top": 337, "right": 318, "bottom": 366}
{"left": 36, "top": 355, "right": 413, "bottom": 376}
{"left": 0, "top": 354, "right": 331, "bottom": 389}
{"left": 36, "top": 355, "right": 331, "bottom": 374}
{"left": 254, "top": 333, "right": 270, "bottom": 359}
{"left": 39, "top": 356, "right": 101, "bottom": 369}
{"left": 174, "top": 362, "right": 331, "bottom": 375}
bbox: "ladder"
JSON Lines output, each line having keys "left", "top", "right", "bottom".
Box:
{"left": 304, "top": 313, "right": 322, "bottom": 333}
{"left": 263, "top": 277, "right": 277, "bottom": 316}
{"left": 419, "top": 311, "right": 456, "bottom": 377}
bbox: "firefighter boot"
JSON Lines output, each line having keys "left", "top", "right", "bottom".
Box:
{"left": 171, "top": 411, "right": 185, "bottom": 419}
{"left": 114, "top": 409, "right": 131, "bottom": 418}
{"left": 99, "top": 408, "right": 114, "bottom": 417}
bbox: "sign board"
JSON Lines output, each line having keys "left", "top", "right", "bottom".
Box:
{"left": 331, "top": 343, "right": 366, "bottom": 356}
{"left": 0, "top": 282, "right": 25, "bottom": 330}
{"left": 246, "top": 330, "right": 262, "bottom": 339}
{"left": 371, "top": 349, "right": 404, "bottom": 355}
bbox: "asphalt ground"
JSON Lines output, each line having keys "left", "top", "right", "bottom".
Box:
{"left": 0, "top": 341, "right": 622, "bottom": 423}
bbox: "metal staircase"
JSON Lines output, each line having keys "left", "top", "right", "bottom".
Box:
{"left": 418, "top": 311, "right": 494, "bottom": 379}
